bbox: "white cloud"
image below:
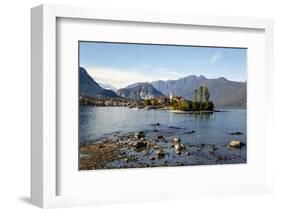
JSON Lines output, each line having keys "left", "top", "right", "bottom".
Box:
{"left": 210, "top": 51, "right": 222, "bottom": 64}
{"left": 84, "top": 66, "right": 185, "bottom": 89}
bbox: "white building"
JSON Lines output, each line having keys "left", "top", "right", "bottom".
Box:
{"left": 169, "top": 90, "right": 173, "bottom": 102}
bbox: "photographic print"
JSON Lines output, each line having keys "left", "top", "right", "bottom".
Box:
{"left": 79, "top": 42, "right": 247, "bottom": 170}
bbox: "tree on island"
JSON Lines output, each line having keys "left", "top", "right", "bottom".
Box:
{"left": 172, "top": 85, "right": 214, "bottom": 111}
{"left": 144, "top": 99, "right": 152, "bottom": 106}
{"left": 204, "top": 86, "right": 210, "bottom": 102}
{"left": 198, "top": 86, "right": 204, "bottom": 103}
{"left": 194, "top": 89, "right": 198, "bottom": 102}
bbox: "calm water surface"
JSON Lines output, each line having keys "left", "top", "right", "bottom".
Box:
{"left": 79, "top": 106, "right": 246, "bottom": 146}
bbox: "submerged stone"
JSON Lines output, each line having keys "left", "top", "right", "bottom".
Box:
{"left": 229, "top": 131, "right": 243, "bottom": 135}
{"left": 186, "top": 130, "right": 195, "bottom": 134}
{"left": 156, "top": 135, "right": 164, "bottom": 139}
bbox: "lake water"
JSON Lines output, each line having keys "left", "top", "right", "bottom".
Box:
{"left": 79, "top": 106, "right": 246, "bottom": 146}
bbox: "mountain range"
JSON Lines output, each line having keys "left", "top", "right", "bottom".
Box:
{"left": 79, "top": 67, "right": 246, "bottom": 107}
{"left": 116, "top": 83, "right": 164, "bottom": 100}
{"left": 150, "top": 75, "right": 246, "bottom": 107}
{"left": 79, "top": 67, "right": 119, "bottom": 98}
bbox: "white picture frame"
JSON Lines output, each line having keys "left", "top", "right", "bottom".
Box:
{"left": 31, "top": 4, "right": 274, "bottom": 208}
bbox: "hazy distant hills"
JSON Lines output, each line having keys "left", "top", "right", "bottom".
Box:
{"left": 98, "top": 82, "right": 118, "bottom": 92}
{"left": 151, "top": 75, "right": 246, "bottom": 107}
{"left": 79, "top": 67, "right": 119, "bottom": 98}
{"left": 80, "top": 67, "right": 246, "bottom": 107}
{"left": 117, "top": 82, "right": 164, "bottom": 100}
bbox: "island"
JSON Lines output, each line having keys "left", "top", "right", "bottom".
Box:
{"left": 80, "top": 85, "right": 214, "bottom": 113}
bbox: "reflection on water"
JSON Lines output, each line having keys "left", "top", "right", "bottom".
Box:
{"left": 79, "top": 106, "right": 246, "bottom": 147}
{"left": 193, "top": 112, "right": 214, "bottom": 121}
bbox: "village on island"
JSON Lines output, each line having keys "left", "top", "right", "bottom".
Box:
{"left": 80, "top": 85, "right": 214, "bottom": 112}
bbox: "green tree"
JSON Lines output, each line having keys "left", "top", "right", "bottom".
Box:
{"left": 204, "top": 86, "right": 210, "bottom": 102}
{"left": 192, "top": 101, "right": 201, "bottom": 111}
{"left": 171, "top": 100, "right": 177, "bottom": 109}
{"left": 144, "top": 99, "right": 152, "bottom": 106}
{"left": 194, "top": 89, "right": 198, "bottom": 102}
{"left": 179, "top": 101, "right": 188, "bottom": 111}
{"left": 164, "top": 98, "right": 169, "bottom": 106}
{"left": 200, "top": 101, "right": 208, "bottom": 110}
{"left": 198, "top": 86, "right": 203, "bottom": 103}
{"left": 185, "top": 100, "right": 193, "bottom": 111}
{"left": 207, "top": 101, "right": 214, "bottom": 110}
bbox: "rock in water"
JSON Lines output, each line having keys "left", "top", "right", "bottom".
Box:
{"left": 176, "top": 150, "right": 181, "bottom": 155}
{"left": 175, "top": 143, "right": 185, "bottom": 151}
{"left": 156, "top": 135, "right": 164, "bottom": 140}
{"left": 156, "top": 149, "right": 165, "bottom": 158}
{"left": 173, "top": 138, "right": 181, "bottom": 144}
{"left": 228, "top": 140, "right": 241, "bottom": 148}
{"left": 186, "top": 130, "right": 195, "bottom": 134}
{"left": 134, "top": 131, "right": 145, "bottom": 140}
{"left": 175, "top": 143, "right": 186, "bottom": 155}
{"left": 135, "top": 141, "right": 146, "bottom": 149}
{"left": 229, "top": 131, "right": 243, "bottom": 135}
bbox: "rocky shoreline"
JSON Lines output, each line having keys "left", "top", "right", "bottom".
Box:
{"left": 79, "top": 125, "right": 246, "bottom": 170}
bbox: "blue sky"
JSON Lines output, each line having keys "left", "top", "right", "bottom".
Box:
{"left": 79, "top": 41, "right": 247, "bottom": 89}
